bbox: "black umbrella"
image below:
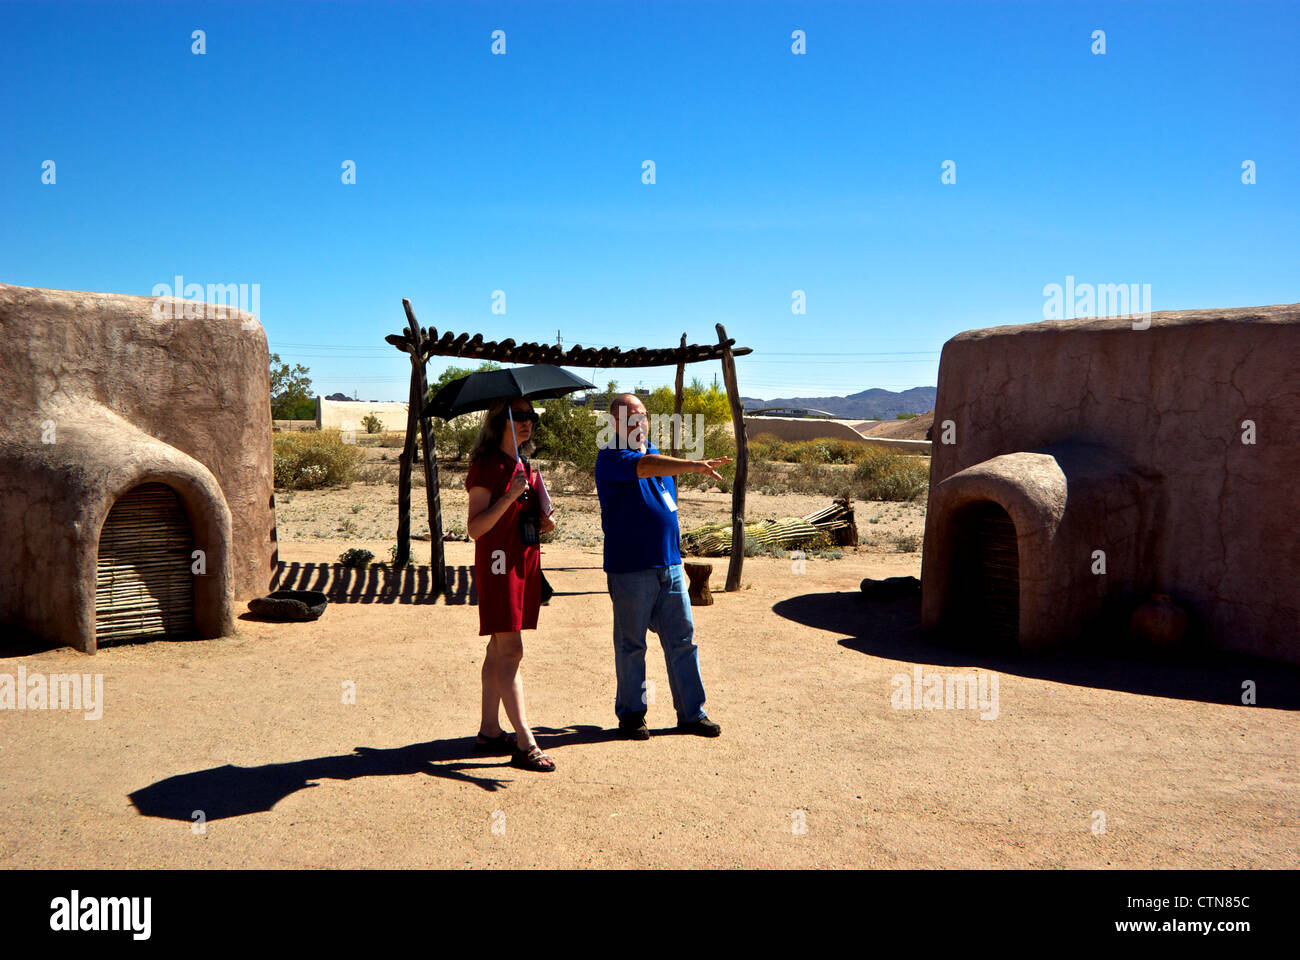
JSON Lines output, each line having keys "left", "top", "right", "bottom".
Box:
{"left": 422, "top": 364, "right": 595, "bottom": 421}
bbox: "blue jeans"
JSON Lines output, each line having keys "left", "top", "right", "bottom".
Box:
{"left": 606, "top": 564, "right": 708, "bottom": 724}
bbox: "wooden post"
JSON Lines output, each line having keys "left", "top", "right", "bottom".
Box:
{"left": 716, "top": 323, "right": 748, "bottom": 591}
{"left": 403, "top": 299, "right": 447, "bottom": 595}
{"left": 395, "top": 351, "right": 416, "bottom": 571}
{"left": 672, "top": 332, "right": 686, "bottom": 459}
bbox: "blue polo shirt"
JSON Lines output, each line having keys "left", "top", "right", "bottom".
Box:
{"left": 595, "top": 441, "right": 681, "bottom": 574}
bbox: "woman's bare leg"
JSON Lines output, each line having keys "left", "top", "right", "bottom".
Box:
{"left": 492, "top": 631, "right": 537, "bottom": 751}
{"left": 479, "top": 637, "right": 503, "bottom": 737}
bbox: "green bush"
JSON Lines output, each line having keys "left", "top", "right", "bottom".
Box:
{"left": 339, "top": 547, "right": 374, "bottom": 569}
{"left": 643, "top": 378, "right": 733, "bottom": 425}
{"left": 273, "top": 430, "right": 365, "bottom": 489}
{"left": 748, "top": 433, "right": 795, "bottom": 462}
{"left": 534, "top": 395, "right": 603, "bottom": 474}
{"left": 851, "top": 452, "right": 930, "bottom": 502}
{"left": 788, "top": 438, "right": 862, "bottom": 465}
{"left": 361, "top": 413, "right": 384, "bottom": 434}
{"left": 675, "top": 426, "right": 738, "bottom": 491}
{"left": 430, "top": 416, "right": 481, "bottom": 461}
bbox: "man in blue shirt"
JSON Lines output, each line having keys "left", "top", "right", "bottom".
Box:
{"left": 595, "top": 393, "right": 731, "bottom": 740}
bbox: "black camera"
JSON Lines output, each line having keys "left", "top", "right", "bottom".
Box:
{"left": 516, "top": 459, "right": 541, "bottom": 545}
{"left": 519, "top": 511, "right": 540, "bottom": 546}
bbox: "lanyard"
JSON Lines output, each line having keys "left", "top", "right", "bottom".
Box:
{"left": 653, "top": 475, "right": 677, "bottom": 512}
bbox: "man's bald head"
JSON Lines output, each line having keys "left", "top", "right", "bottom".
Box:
{"left": 608, "top": 393, "right": 648, "bottom": 449}
{"left": 608, "top": 393, "right": 644, "bottom": 418}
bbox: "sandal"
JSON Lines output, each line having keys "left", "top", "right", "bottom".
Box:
{"left": 474, "top": 730, "right": 517, "bottom": 755}
{"left": 510, "top": 744, "right": 556, "bottom": 773}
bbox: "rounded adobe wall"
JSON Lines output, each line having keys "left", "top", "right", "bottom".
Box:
{"left": 927, "top": 305, "right": 1300, "bottom": 662}
{"left": 0, "top": 283, "right": 276, "bottom": 607}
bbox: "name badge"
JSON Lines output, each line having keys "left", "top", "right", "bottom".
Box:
{"left": 656, "top": 479, "right": 677, "bottom": 512}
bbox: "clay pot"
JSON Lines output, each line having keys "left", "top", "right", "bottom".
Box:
{"left": 1130, "top": 594, "right": 1187, "bottom": 649}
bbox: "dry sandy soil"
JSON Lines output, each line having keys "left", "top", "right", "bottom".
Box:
{"left": 1, "top": 481, "right": 1295, "bottom": 869}
{"left": 864, "top": 409, "right": 935, "bottom": 440}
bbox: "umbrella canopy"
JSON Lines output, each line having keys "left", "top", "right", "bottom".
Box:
{"left": 422, "top": 364, "right": 595, "bottom": 421}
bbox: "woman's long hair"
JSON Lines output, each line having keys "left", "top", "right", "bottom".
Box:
{"left": 468, "top": 397, "right": 536, "bottom": 462}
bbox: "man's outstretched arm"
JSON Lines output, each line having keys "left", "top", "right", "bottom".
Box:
{"left": 635, "top": 454, "right": 731, "bottom": 481}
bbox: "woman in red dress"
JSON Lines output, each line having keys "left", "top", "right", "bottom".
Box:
{"left": 465, "top": 397, "right": 557, "bottom": 772}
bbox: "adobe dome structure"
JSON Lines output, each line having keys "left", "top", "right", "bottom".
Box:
{"left": 921, "top": 303, "right": 1300, "bottom": 665}
{"left": 0, "top": 283, "right": 277, "bottom": 652}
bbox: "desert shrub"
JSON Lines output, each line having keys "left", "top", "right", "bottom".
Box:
{"left": 742, "top": 535, "right": 789, "bottom": 558}
{"left": 376, "top": 432, "right": 406, "bottom": 448}
{"left": 892, "top": 532, "right": 923, "bottom": 552}
{"left": 355, "top": 464, "right": 399, "bottom": 485}
{"left": 809, "top": 546, "right": 844, "bottom": 560}
{"left": 788, "top": 463, "right": 852, "bottom": 497}
{"left": 788, "top": 438, "right": 862, "bottom": 465}
{"left": 361, "top": 413, "right": 384, "bottom": 434}
{"left": 298, "top": 464, "right": 328, "bottom": 488}
{"left": 748, "top": 433, "right": 795, "bottom": 462}
{"left": 745, "top": 460, "right": 789, "bottom": 494}
{"left": 547, "top": 462, "right": 596, "bottom": 495}
{"left": 675, "top": 426, "right": 738, "bottom": 491}
{"left": 273, "top": 429, "right": 365, "bottom": 489}
{"left": 643, "top": 378, "right": 733, "bottom": 425}
{"left": 534, "top": 395, "right": 603, "bottom": 474}
{"left": 852, "top": 452, "right": 930, "bottom": 502}
{"left": 338, "top": 547, "right": 374, "bottom": 569}
{"left": 427, "top": 415, "right": 481, "bottom": 461}
{"left": 389, "top": 543, "right": 415, "bottom": 568}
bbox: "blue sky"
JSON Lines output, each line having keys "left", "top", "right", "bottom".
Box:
{"left": 4, "top": 0, "right": 1297, "bottom": 400}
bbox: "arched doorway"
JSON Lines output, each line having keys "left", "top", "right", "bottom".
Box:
{"left": 946, "top": 501, "right": 1019, "bottom": 651}
{"left": 95, "top": 483, "right": 195, "bottom": 645}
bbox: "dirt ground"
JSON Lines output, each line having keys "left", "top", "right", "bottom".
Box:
{"left": 864, "top": 409, "right": 935, "bottom": 440}
{"left": 0, "top": 483, "right": 1295, "bottom": 869}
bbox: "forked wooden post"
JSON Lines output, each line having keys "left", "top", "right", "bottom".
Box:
{"left": 395, "top": 347, "right": 416, "bottom": 572}
{"left": 716, "top": 323, "right": 748, "bottom": 591}
{"left": 672, "top": 332, "right": 686, "bottom": 459}
{"left": 403, "top": 299, "right": 447, "bottom": 594}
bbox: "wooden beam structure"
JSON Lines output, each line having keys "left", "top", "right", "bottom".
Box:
{"left": 385, "top": 328, "right": 750, "bottom": 368}
{"left": 387, "top": 303, "right": 753, "bottom": 598}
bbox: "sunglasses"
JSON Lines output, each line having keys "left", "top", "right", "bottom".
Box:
{"left": 508, "top": 409, "right": 539, "bottom": 424}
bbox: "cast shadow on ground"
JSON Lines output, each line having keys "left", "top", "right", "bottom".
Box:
{"left": 128, "top": 723, "right": 670, "bottom": 822}
{"left": 266, "top": 561, "right": 476, "bottom": 606}
{"left": 773, "top": 590, "right": 1300, "bottom": 710}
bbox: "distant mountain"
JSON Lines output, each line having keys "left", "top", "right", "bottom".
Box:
{"left": 742, "top": 387, "right": 937, "bottom": 420}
